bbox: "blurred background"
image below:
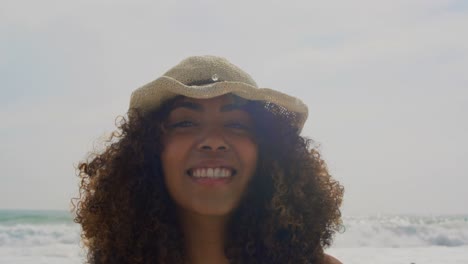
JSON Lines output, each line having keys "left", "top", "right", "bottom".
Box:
{"left": 1, "top": 0, "right": 467, "bottom": 263}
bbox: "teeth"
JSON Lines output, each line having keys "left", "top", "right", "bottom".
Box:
{"left": 190, "top": 168, "right": 233, "bottom": 178}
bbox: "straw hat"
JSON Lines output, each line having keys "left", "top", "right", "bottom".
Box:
{"left": 129, "top": 55, "right": 308, "bottom": 132}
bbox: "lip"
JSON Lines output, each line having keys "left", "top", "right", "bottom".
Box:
{"left": 188, "top": 159, "right": 236, "bottom": 169}
{"left": 189, "top": 176, "right": 234, "bottom": 187}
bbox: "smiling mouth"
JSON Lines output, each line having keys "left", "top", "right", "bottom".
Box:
{"left": 187, "top": 167, "right": 237, "bottom": 179}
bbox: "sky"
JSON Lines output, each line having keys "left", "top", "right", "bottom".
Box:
{"left": 1, "top": 0, "right": 467, "bottom": 216}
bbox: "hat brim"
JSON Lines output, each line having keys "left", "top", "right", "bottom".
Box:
{"left": 129, "top": 76, "right": 308, "bottom": 132}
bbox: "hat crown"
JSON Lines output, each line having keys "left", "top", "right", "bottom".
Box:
{"left": 163, "top": 55, "right": 258, "bottom": 87}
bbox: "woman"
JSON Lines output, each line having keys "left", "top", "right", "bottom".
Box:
{"left": 73, "top": 56, "right": 344, "bottom": 264}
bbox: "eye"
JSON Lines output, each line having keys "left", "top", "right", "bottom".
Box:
{"left": 170, "top": 120, "right": 196, "bottom": 128}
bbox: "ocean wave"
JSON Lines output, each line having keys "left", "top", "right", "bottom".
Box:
{"left": 0, "top": 210, "right": 72, "bottom": 225}
{"left": 1, "top": 210, "right": 467, "bottom": 248}
{"left": 333, "top": 215, "right": 468, "bottom": 248}
{"left": 0, "top": 224, "right": 80, "bottom": 247}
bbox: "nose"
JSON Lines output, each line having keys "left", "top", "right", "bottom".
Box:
{"left": 197, "top": 127, "right": 229, "bottom": 152}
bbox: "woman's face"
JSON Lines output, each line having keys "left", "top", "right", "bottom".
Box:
{"left": 161, "top": 95, "right": 258, "bottom": 216}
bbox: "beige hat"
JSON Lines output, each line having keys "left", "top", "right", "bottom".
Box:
{"left": 129, "top": 55, "right": 308, "bottom": 131}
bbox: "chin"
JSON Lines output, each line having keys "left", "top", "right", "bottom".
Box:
{"left": 182, "top": 200, "right": 239, "bottom": 217}
{"left": 191, "top": 206, "right": 234, "bottom": 217}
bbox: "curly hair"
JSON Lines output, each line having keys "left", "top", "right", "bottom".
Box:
{"left": 72, "top": 96, "right": 344, "bottom": 264}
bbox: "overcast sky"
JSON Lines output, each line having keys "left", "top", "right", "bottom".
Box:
{"left": 1, "top": 0, "right": 467, "bottom": 216}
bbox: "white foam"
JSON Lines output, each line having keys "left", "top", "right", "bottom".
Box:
{"left": 0, "top": 223, "right": 85, "bottom": 264}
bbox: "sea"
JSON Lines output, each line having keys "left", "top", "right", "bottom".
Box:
{"left": 0, "top": 210, "right": 467, "bottom": 264}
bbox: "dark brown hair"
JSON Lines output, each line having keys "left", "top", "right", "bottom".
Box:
{"left": 72, "top": 95, "right": 344, "bottom": 264}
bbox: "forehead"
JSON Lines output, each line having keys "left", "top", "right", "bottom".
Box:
{"left": 171, "top": 94, "right": 248, "bottom": 111}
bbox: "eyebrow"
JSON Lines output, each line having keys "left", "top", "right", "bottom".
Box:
{"left": 171, "top": 101, "right": 202, "bottom": 112}
{"left": 170, "top": 101, "right": 246, "bottom": 112}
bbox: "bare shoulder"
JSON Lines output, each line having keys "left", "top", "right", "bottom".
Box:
{"left": 324, "top": 253, "right": 343, "bottom": 264}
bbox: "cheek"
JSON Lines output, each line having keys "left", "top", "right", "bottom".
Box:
{"left": 160, "top": 136, "right": 193, "bottom": 203}
{"left": 237, "top": 139, "right": 258, "bottom": 174}
{"left": 161, "top": 135, "right": 191, "bottom": 175}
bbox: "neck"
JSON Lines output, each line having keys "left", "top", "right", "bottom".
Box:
{"left": 178, "top": 209, "right": 230, "bottom": 264}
